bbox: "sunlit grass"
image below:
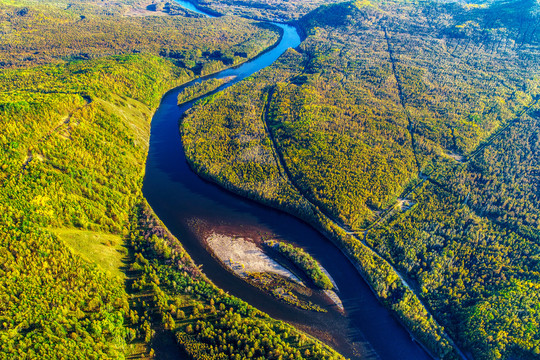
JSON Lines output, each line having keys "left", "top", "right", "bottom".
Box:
{"left": 52, "top": 227, "right": 128, "bottom": 279}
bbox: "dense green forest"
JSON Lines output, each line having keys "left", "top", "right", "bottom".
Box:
{"left": 181, "top": 0, "right": 540, "bottom": 359}
{"left": 0, "top": 1, "right": 346, "bottom": 358}
{"left": 3, "top": 0, "right": 539, "bottom": 358}
{"left": 182, "top": 15, "right": 458, "bottom": 360}
{"left": 0, "top": 49, "right": 175, "bottom": 357}
{"left": 178, "top": 77, "right": 233, "bottom": 104}
{"left": 367, "top": 182, "right": 540, "bottom": 360}
{"left": 439, "top": 110, "right": 540, "bottom": 240}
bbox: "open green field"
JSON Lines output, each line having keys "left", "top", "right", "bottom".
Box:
{"left": 52, "top": 228, "right": 127, "bottom": 279}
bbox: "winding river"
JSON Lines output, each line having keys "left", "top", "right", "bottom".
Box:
{"left": 143, "top": 2, "right": 433, "bottom": 359}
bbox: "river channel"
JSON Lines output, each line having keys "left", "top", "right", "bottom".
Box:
{"left": 143, "top": 2, "right": 433, "bottom": 359}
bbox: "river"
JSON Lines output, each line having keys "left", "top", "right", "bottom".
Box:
{"left": 143, "top": 2, "right": 433, "bottom": 359}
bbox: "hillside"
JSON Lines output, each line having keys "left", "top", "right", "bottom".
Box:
{"left": 181, "top": 0, "right": 540, "bottom": 359}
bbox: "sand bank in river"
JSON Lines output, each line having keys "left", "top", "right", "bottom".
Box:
{"left": 324, "top": 290, "right": 344, "bottom": 312}
{"left": 205, "top": 232, "right": 345, "bottom": 312}
{"left": 205, "top": 232, "right": 302, "bottom": 284}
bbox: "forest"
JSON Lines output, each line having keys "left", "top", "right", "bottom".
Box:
{"left": 129, "top": 201, "right": 346, "bottom": 360}
{"left": 181, "top": 0, "right": 540, "bottom": 359}
{"left": 191, "top": 0, "right": 342, "bottom": 21}
{"left": 177, "top": 77, "right": 233, "bottom": 104}
{"left": 181, "top": 21, "right": 458, "bottom": 360}
{"left": 0, "top": 0, "right": 346, "bottom": 358}
{"left": 2, "top": 0, "right": 539, "bottom": 358}
{"left": 0, "top": 1, "right": 278, "bottom": 70}
{"left": 266, "top": 241, "right": 333, "bottom": 290}
{"left": 439, "top": 111, "right": 540, "bottom": 240}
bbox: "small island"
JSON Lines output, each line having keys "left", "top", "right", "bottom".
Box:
{"left": 178, "top": 76, "right": 236, "bottom": 104}
{"left": 265, "top": 240, "right": 334, "bottom": 290}
{"left": 204, "top": 232, "right": 343, "bottom": 312}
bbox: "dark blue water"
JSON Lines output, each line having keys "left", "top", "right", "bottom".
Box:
{"left": 144, "top": 5, "right": 433, "bottom": 360}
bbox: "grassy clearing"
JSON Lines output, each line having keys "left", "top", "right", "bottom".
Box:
{"left": 52, "top": 228, "right": 128, "bottom": 279}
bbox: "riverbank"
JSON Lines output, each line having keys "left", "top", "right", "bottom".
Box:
{"left": 205, "top": 232, "right": 301, "bottom": 282}
{"left": 179, "top": 53, "right": 460, "bottom": 360}
{"left": 182, "top": 148, "right": 458, "bottom": 360}
{"left": 142, "top": 3, "right": 452, "bottom": 359}
{"left": 133, "top": 199, "right": 348, "bottom": 360}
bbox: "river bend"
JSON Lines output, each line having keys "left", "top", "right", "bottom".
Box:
{"left": 143, "top": 2, "right": 432, "bottom": 359}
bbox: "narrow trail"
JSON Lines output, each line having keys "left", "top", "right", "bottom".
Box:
{"left": 376, "top": 25, "right": 539, "bottom": 234}
{"left": 465, "top": 97, "right": 539, "bottom": 162}
{"left": 260, "top": 88, "right": 286, "bottom": 179}
{"left": 383, "top": 26, "right": 422, "bottom": 174}
{"left": 362, "top": 30, "right": 539, "bottom": 359}
{"left": 258, "top": 24, "right": 508, "bottom": 360}
{"left": 261, "top": 86, "right": 356, "bottom": 234}
{"left": 363, "top": 174, "right": 429, "bottom": 233}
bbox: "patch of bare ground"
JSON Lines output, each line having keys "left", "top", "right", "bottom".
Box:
{"left": 205, "top": 231, "right": 345, "bottom": 312}
{"left": 396, "top": 198, "right": 415, "bottom": 212}
{"left": 205, "top": 232, "right": 303, "bottom": 283}
{"left": 446, "top": 152, "right": 465, "bottom": 163}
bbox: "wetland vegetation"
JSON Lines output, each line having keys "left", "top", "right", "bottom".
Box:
{"left": 266, "top": 241, "right": 333, "bottom": 290}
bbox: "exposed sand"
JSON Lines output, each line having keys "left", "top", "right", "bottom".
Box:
{"left": 205, "top": 232, "right": 302, "bottom": 284}
{"left": 205, "top": 232, "right": 345, "bottom": 312}
{"left": 324, "top": 290, "right": 344, "bottom": 312}
{"left": 447, "top": 152, "right": 465, "bottom": 162}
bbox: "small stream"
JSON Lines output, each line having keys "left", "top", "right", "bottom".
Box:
{"left": 143, "top": 2, "right": 433, "bottom": 359}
